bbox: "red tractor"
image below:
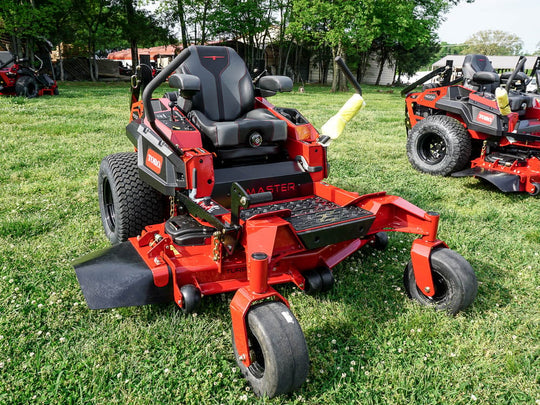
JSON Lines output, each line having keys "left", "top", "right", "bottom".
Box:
{"left": 0, "top": 52, "right": 58, "bottom": 98}
{"left": 403, "top": 54, "right": 540, "bottom": 195}
{"left": 74, "top": 46, "right": 477, "bottom": 398}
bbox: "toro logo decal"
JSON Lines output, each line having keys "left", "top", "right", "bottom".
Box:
{"left": 476, "top": 111, "right": 495, "bottom": 125}
{"left": 203, "top": 56, "right": 225, "bottom": 61}
{"left": 145, "top": 148, "right": 163, "bottom": 175}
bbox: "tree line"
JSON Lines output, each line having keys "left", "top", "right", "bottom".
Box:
{"left": 0, "top": 0, "right": 473, "bottom": 89}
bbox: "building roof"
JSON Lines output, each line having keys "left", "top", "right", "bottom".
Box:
{"left": 432, "top": 55, "right": 539, "bottom": 71}
{"left": 107, "top": 45, "right": 182, "bottom": 61}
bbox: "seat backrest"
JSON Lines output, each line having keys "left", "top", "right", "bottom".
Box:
{"left": 178, "top": 45, "right": 254, "bottom": 122}
{"left": 462, "top": 54, "right": 496, "bottom": 81}
{"left": 462, "top": 54, "right": 500, "bottom": 92}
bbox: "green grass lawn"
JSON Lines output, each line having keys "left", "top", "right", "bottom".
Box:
{"left": 0, "top": 82, "right": 538, "bottom": 404}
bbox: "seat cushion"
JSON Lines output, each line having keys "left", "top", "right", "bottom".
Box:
{"left": 189, "top": 108, "right": 288, "bottom": 148}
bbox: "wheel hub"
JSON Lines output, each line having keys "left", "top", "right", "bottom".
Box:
{"left": 102, "top": 178, "right": 116, "bottom": 232}
{"left": 418, "top": 132, "right": 446, "bottom": 164}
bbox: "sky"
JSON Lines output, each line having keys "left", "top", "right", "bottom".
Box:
{"left": 437, "top": 0, "right": 540, "bottom": 54}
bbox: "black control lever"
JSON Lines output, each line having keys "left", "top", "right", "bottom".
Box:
{"left": 230, "top": 182, "right": 273, "bottom": 226}
{"left": 169, "top": 101, "right": 176, "bottom": 122}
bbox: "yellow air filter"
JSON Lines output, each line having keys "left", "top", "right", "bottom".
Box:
{"left": 321, "top": 93, "right": 365, "bottom": 140}
{"left": 495, "top": 87, "right": 511, "bottom": 115}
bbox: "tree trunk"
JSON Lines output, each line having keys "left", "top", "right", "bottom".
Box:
{"left": 177, "top": 0, "right": 189, "bottom": 48}
{"left": 331, "top": 47, "right": 339, "bottom": 92}
{"left": 282, "top": 42, "right": 293, "bottom": 76}
{"left": 375, "top": 50, "right": 387, "bottom": 86}
{"left": 59, "top": 43, "right": 65, "bottom": 81}
{"left": 200, "top": 0, "right": 209, "bottom": 44}
{"left": 130, "top": 39, "right": 138, "bottom": 70}
{"left": 125, "top": 0, "right": 138, "bottom": 68}
{"left": 331, "top": 43, "right": 347, "bottom": 92}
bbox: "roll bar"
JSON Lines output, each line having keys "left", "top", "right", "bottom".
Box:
{"left": 139, "top": 47, "right": 192, "bottom": 155}
{"left": 142, "top": 47, "right": 192, "bottom": 125}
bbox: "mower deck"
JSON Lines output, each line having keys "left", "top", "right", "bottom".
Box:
{"left": 453, "top": 152, "right": 540, "bottom": 194}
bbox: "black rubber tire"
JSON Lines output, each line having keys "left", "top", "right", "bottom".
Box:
{"left": 15, "top": 75, "right": 38, "bottom": 98}
{"left": 232, "top": 301, "right": 309, "bottom": 398}
{"left": 407, "top": 115, "right": 472, "bottom": 176}
{"left": 98, "top": 152, "right": 166, "bottom": 244}
{"left": 403, "top": 248, "right": 477, "bottom": 315}
{"left": 528, "top": 182, "right": 540, "bottom": 196}
{"left": 303, "top": 269, "right": 322, "bottom": 295}
{"left": 318, "top": 267, "right": 335, "bottom": 292}
{"left": 369, "top": 231, "right": 389, "bottom": 251}
{"left": 180, "top": 284, "right": 201, "bottom": 314}
{"left": 53, "top": 87, "right": 59, "bottom": 96}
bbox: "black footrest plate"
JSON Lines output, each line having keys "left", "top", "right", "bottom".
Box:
{"left": 241, "top": 196, "right": 375, "bottom": 249}
{"left": 165, "top": 215, "right": 215, "bottom": 246}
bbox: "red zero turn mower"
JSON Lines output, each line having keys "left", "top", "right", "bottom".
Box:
{"left": 0, "top": 53, "right": 58, "bottom": 98}
{"left": 402, "top": 54, "right": 540, "bottom": 195}
{"left": 74, "top": 46, "right": 477, "bottom": 398}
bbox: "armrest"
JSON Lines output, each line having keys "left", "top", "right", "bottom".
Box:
{"left": 257, "top": 75, "right": 293, "bottom": 97}
{"left": 472, "top": 71, "right": 499, "bottom": 85}
{"left": 168, "top": 73, "right": 200, "bottom": 92}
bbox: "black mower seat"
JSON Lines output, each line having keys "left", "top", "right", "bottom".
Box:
{"left": 462, "top": 54, "right": 500, "bottom": 93}
{"left": 177, "top": 45, "right": 287, "bottom": 160}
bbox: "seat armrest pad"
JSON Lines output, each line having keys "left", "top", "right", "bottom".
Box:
{"left": 472, "top": 71, "right": 499, "bottom": 84}
{"left": 258, "top": 76, "right": 293, "bottom": 93}
{"left": 168, "top": 73, "right": 201, "bottom": 92}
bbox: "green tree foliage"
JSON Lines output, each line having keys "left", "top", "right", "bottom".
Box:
{"left": 110, "top": 1, "right": 172, "bottom": 68}
{"left": 287, "top": 0, "right": 373, "bottom": 91}
{"left": 210, "top": 0, "right": 276, "bottom": 69}
{"left": 0, "top": 0, "right": 71, "bottom": 58}
{"left": 1, "top": 0, "right": 475, "bottom": 87}
{"left": 368, "top": 0, "right": 454, "bottom": 85}
{"left": 461, "top": 30, "right": 524, "bottom": 56}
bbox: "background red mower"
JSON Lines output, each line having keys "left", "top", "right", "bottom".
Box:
{"left": 402, "top": 54, "right": 540, "bottom": 195}
{"left": 74, "top": 45, "right": 477, "bottom": 398}
{"left": 0, "top": 51, "right": 58, "bottom": 98}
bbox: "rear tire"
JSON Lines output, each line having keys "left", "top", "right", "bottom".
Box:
{"left": 98, "top": 152, "right": 166, "bottom": 244}
{"left": 232, "top": 301, "right": 309, "bottom": 398}
{"left": 407, "top": 115, "right": 471, "bottom": 176}
{"left": 403, "top": 248, "right": 477, "bottom": 315}
{"left": 15, "top": 75, "right": 38, "bottom": 98}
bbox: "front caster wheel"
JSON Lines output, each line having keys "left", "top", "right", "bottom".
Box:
{"left": 403, "top": 248, "right": 477, "bottom": 315}
{"left": 180, "top": 284, "right": 201, "bottom": 314}
{"left": 318, "top": 267, "right": 334, "bottom": 292}
{"left": 369, "top": 232, "right": 389, "bottom": 251}
{"left": 303, "top": 269, "right": 322, "bottom": 295}
{"left": 232, "top": 301, "right": 309, "bottom": 398}
{"left": 528, "top": 182, "right": 540, "bottom": 196}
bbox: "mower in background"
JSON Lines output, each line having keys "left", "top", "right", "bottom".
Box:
{"left": 74, "top": 46, "right": 477, "bottom": 398}
{"left": 402, "top": 54, "right": 540, "bottom": 195}
{"left": 0, "top": 51, "right": 58, "bottom": 98}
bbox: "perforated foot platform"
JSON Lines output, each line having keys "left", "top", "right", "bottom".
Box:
{"left": 241, "top": 196, "right": 376, "bottom": 249}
